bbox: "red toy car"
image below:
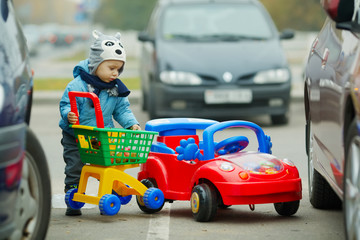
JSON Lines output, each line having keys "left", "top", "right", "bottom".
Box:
{"left": 137, "top": 118, "right": 302, "bottom": 222}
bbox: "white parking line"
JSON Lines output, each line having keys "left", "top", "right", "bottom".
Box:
{"left": 146, "top": 202, "right": 171, "bottom": 240}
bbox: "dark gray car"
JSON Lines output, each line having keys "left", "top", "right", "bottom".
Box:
{"left": 138, "top": 0, "right": 294, "bottom": 124}
{"left": 304, "top": 0, "right": 360, "bottom": 239}
{"left": 0, "top": 0, "right": 51, "bottom": 239}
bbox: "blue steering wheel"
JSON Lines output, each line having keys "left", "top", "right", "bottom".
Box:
{"left": 215, "top": 136, "right": 249, "bottom": 155}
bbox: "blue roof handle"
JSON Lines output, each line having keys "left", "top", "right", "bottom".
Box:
{"left": 202, "top": 120, "right": 272, "bottom": 160}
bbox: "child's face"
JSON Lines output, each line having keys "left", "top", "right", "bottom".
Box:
{"left": 95, "top": 60, "right": 124, "bottom": 83}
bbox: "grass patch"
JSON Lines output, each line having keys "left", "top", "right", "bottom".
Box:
{"left": 34, "top": 77, "right": 140, "bottom": 91}
{"left": 57, "top": 49, "right": 88, "bottom": 62}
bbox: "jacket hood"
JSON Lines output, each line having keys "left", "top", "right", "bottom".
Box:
{"left": 73, "top": 59, "right": 90, "bottom": 78}
{"left": 157, "top": 39, "right": 288, "bottom": 80}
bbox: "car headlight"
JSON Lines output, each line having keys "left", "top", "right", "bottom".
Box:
{"left": 219, "top": 162, "right": 234, "bottom": 172}
{"left": 254, "top": 68, "right": 290, "bottom": 84}
{"left": 160, "top": 71, "right": 201, "bottom": 85}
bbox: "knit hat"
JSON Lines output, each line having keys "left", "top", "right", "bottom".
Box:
{"left": 88, "top": 30, "right": 126, "bottom": 75}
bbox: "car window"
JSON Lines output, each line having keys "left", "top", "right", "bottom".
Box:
{"left": 161, "top": 3, "right": 274, "bottom": 41}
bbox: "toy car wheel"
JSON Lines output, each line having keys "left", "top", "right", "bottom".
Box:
{"left": 137, "top": 179, "right": 165, "bottom": 213}
{"left": 274, "top": 200, "right": 300, "bottom": 216}
{"left": 99, "top": 194, "right": 121, "bottom": 216}
{"left": 65, "top": 188, "right": 85, "bottom": 210}
{"left": 144, "top": 188, "right": 165, "bottom": 209}
{"left": 191, "top": 183, "right": 217, "bottom": 222}
{"left": 307, "top": 120, "right": 341, "bottom": 209}
{"left": 112, "top": 189, "right": 132, "bottom": 205}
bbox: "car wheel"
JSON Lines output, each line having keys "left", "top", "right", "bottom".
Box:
{"left": 271, "top": 114, "right": 288, "bottom": 125}
{"left": 136, "top": 179, "right": 164, "bottom": 213}
{"left": 190, "top": 183, "right": 217, "bottom": 222}
{"left": 307, "top": 120, "right": 342, "bottom": 209}
{"left": 141, "top": 90, "right": 147, "bottom": 111}
{"left": 10, "top": 128, "right": 51, "bottom": 240}
{"left": 274, "top": 200, "right": 300, "bottom": 216}
{"left": 146, "top": 89, "right": 158, "bottom": 119}
{"left": 344, "top": 118, "right": 360, "bottom": 240}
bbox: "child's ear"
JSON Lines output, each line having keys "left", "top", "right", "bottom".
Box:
{"left": 115, "top": 32, "right": 121, "bottom": 40}
{"left": 92, "top": 30, "right": 102, "bottom": 39}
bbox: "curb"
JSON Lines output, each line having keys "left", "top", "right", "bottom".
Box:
{"left": 33, "top": 82, "right": 303, "bottom": 105}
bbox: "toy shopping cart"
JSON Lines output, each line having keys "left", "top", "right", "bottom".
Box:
{"left": 65, "top": 91, "right": 164, "bottom": 216}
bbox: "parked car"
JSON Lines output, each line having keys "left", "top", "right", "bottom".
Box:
{"left": 0, "top": 0, "right": 51, "bottom": 239}
{"left": 138, "top": 0, "right": 294, "bottom": 125}
{"left": 304, "top": 0, "right": 359, "bottom": 239}
{"left": 137, "top": 118, "right": 302, "bottom": 222}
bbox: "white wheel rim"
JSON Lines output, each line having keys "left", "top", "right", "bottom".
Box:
{"left": 345, "top": 135, "right": 360, "bottom": 240}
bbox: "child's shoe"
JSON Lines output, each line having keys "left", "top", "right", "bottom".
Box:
{"left": 64, "top": 184, "right": 82, "bottom": 216}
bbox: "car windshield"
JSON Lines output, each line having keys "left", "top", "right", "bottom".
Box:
{"left": 161, "top": 3, "right": 274, "bottom": 42}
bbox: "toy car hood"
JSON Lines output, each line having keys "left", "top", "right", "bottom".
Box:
{"left": 218, "top": 151, "right": 285, "bottom": 174}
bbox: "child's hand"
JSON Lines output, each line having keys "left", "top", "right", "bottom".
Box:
{"left": 67, "top": 112, "right": 78, "bottom": 124}
{"left": 131, "top": 124, "right": 141, "bottom": 130}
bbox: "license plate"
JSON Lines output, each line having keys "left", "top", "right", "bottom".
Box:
{"left": 204, "top": 89, "right": 252, "bottom": 104}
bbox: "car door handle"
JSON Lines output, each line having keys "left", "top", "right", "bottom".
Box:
{"left": 321, "top": 48, "right": 329, "bottom": 69}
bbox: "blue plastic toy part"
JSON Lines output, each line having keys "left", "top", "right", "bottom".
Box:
{"left": 176, "top": 138, "right": 204, "bottom": 161}
{"left": 99, "top": 194, "right": 121, "bottom": 216}
{"left": 112, "top": 190, "right": 132, "bottom": 205}
{"left": 151, "top": 142, "right": 176, "bottom": 154}
{"left": 65, "top": 188, "right": 85, "bottom": 210}
{"left": 202, "top": 120, "right": 272, "bottom": 160}
{"left": 143, "top": 188, "right": 165, "bottom": 209}
{"left": 145, "top": 118, "right": 218, "bottom": 136}
{"left": 215, "top": 136, "right": 249, "bottom": 155}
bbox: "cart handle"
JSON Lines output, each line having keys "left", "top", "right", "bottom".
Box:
{"left": 68, "top": 91, "right": 104, "bottom": 128}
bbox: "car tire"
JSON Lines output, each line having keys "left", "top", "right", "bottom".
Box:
{"left": 136, "top": 179, "right": 164, "bottom": 213}
{"left": 307, "top": 120, "right": 342, "bottom": 209}
{"left": 274, "top": 200, "right": 300, "bottom": 216}
{"left": 10, "top": 127, "right": 51, "bottom": 240}
{"left": 141, "top": 90, "right": 147, "bottom": 111}
{"left": 190, "top": 183, "right": 217, "bottom": 222}
{"left": 344, "top": 118, "right": 360, "bottom": 240}
{"left": 271, "top": 114, "right": 289, "bottom": 125}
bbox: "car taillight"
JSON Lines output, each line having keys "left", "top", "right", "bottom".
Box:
{"left": 5, "top": 156, "right": 24, "bottom": 190}
{"left": 321, "top": 0, "right": 339, "bottom": 20}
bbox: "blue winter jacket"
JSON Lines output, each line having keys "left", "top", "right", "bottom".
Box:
{"left": 59, "top": 59, "right": 139, "bottom": 136}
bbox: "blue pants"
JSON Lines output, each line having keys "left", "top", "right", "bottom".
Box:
{"left": 61, "top": 131, "right": 84, "bottom": 186}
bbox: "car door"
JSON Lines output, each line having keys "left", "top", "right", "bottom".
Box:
{"left": 308, "top": 18, "right": 360, "bottom": 188}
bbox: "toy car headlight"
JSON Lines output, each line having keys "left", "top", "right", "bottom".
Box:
{"left": 281, "top": 158, "right": 295, "bottom": 167}
{"left": 160, "top": 71, "right": 201, "bottom": 85}
{"left": 254, "top": 68, "right": 290, "bottom": 84}
{"left": 219, "top": 162, "right": 234, "bottom": 172}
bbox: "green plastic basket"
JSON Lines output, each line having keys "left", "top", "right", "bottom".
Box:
{"left": 72, "top": 125, "right": 157, "bottom": 166}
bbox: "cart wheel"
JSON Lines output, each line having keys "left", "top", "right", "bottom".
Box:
{"left": 112, "top": 190, "right": 132, "bottom": 205}
{"left": 137, "top": 179, "right": 165, "bottom": 213}
{"left": 143, "top": 188, "right": 164, "bottom": 210}
{"left": 274, "top": 200, "right": 300, "bottom": 216}
{"left": 65, "top": 188, "right": 85, "bottom": 210}
{"left": 99, "top": 194, "right": 121, "bottom": 216}
{"left": 191, "top": 183, "right": 218, "bottom": 222}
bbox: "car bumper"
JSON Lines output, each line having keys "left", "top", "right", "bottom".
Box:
{"left": 0, "top": 123, "right": 26, "bottom": 238}
{"left": 151, "top": 82, "right": 291, "bottom": 118}
{"left": 215, "top": 178, "right": 302, "bottom": 205}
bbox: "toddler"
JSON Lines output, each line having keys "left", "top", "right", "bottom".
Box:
{"left": 59, "top": 30, "right": 140, "bottom": 216}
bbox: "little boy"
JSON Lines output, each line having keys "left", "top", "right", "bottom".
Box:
{"left": 59, "top": 30, "right": 140, "bottom": 216}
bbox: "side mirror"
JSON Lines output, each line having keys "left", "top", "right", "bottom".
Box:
{"left": 280, "top": 29, "right": 295, "bottom": 40}
{"left": 138, "top": 31, "right": 155, "bottom": 44}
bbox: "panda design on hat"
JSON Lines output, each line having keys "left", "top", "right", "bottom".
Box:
{"left": 88, "top": 30, "right": 126, "bottom": 75}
